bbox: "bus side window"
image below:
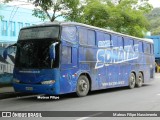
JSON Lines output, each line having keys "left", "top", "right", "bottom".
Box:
{"left": 97, "top": 31, "right": 104, "bottom": 47}
{"left": 133, "top": 40, "right": 138, "bottom": 52}
{"left": 61, "top": 26, "right": 77, "bottom": 43}
{"left": 143, "top": 43, "right": 150, "bottom": 54}
{"left": 124, "top": 38, "right": 133, "bottom": 50}
{"left": 117, "top": 36, "right": 124, "bottom": 48}
{"left": 62, "top": 46, "right": 72, "bottom": 64}
{"left": 87, "top": 30, "right": 96, "bottom": 46}
{"left": 79, "top": 28, "right": 87, "bottom": 45}
{"left": 138, "top": 42, "right": 143, "bottom": 53}
{"left": 79, "top": 28, "right": 96, "bottom": 46}
{"left": 150, "top": 44, "right": 154, "bottom": 54}
{"left": 111, "top": 34, "right": 117, "bottom": 47}
{"left": 105, "top": 34, "right": 111, "bottom": 41}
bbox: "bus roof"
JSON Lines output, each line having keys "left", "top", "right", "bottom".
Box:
{"left": 22, "top": 22, "right": 153, "bottom": 44}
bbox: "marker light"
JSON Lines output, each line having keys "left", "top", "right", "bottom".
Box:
{"left": 13, "top": 78, "right": 20, "bottom": 83}
{"left": 41, "top": 80, "right": 55, "bottom": 85}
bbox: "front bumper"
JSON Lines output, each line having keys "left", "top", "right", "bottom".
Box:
{"left": 13, "top": 83, "right": 60, "bottom": 95}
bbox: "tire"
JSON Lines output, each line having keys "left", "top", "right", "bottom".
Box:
{"left": 76, "top": 75, "right": 90, "bottom": 97}
{"left": 129, "top": 73, "right": 136, "bottom": 89}
{"left": 136, "top": 72, "right": 143, "bottom": 87}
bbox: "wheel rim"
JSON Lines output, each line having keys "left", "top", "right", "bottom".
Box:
{"left": 130, "top": 73, "right": 135, "bottom": 88}
{"left": 76, "top": 76, "right": 90, "bottom": 97}
{"left": 79, "top": 79, "right": 88, "bottom": 92}
{"left": 138, "top": 73, "right": 143, "bottom": 86}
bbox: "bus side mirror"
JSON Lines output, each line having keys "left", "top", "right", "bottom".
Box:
{"left": 3, "top": 43, "right": 17, "bottom": 60}
{"left": 49, "top": 42, "right": 58, "bottom": 68}
{"left": 49, "top": 42, "right": 58, "bottom": 60}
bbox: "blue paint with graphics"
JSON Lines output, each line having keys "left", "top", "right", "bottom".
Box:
{"left": 11, "top": 22, "right": 154, "bottom": 95}
{"left": 13, "top": 68, "right": 60, "bottom": 94}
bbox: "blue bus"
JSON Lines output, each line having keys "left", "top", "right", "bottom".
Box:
{"left": 147, "top": 36, "right": 160, "bottom": 68}
{"left": 4, "top": 22, "right": 155, "bottom": 97}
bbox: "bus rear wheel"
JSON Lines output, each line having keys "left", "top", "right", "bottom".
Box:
{"left": 129, "top": 73, "right": 136, "bottom": 89}
{"left": 136, "top": 72, "right": 143, "bottom": 87}
{"left": 76, "top": 75, "right": 90, "bottom": 97}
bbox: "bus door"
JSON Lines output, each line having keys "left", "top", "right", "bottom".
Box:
{"left": 60, "top": 26, "right": 78, "bottom": 93}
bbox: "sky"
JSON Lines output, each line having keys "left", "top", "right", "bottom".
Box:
{"left": 2, "top": 0, "right": 160, "bottom": 9}
{"left": 149, "top": 0, "right": 160, "bottom": 8}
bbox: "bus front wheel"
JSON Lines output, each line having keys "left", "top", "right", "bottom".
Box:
{"left": 129, "top": 73, "right": 136, "bottom": 89}
{"left": 76, "top": 75, "right": 90, "bottom": 97}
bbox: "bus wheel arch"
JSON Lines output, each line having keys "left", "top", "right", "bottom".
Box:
{"left": 76, "top": 73, "right": 91, "bottom": 97}
{"left": 136, "top": 71, "right": 144, "bottom": 87}
{"left": 128, "top": 72, "right": 136, "bottom": 89}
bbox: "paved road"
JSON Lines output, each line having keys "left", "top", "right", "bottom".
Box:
{"left": 0, "top": 73, "right": 160, "bottom": 120}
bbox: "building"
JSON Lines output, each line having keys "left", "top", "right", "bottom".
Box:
{"left": 0, "top": 1, "right": 45, "bottom": 84}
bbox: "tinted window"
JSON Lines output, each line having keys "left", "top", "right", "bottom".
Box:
{"left": 111, "top": 35, "right": 117, "bottom": 47}
{"left": 19, "top": 26, "right": 59, "bottom": 40}
{"left": 62, "top": 46, "right": 72, "bottom": 64}
{"left": 124, "top": 38, "right": 133, "bottom": 51}
{"left": 79, "top": 28, "right": 95, "bottom": 46}
{"left": 138, "top": 42, "right": 143, "bottom": 53}
{"left": 79, "top": 28, "right": 87, "bottom": 45}
{"left": 144, "top": 43, "right": 150, "bottom": 54}
{"left": 97, "top": 31, "right": 104, "bottom": 42}
{"left": 88, "top": 30, "right": 95, "bottom": 46}
{"left": 61, "top": 26, "right": 77, "bottom": 43}
{"left": 117, "top": 36, "right": 124, "bottom": 47}
{"left": 150, "top": 44, "right": 154, "bottom": 54}
{"left": 15, "top": 39, "right": 58, "bottom": 69}
{"left": 133, "top": 40, "right": 139, "bottom": 52}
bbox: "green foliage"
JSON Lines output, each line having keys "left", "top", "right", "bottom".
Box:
{"left": 146, "top": 8, "right": 160, "bottom": 35}
{"left": 3, "top": 0, "right": 12, "bottom": 2}
{"left": 0, "top": 5, "right": 3, "bottom": 21}
{"left": 63, "top": 0, "right": 81, "bottom": 22}
{"left": 32, "top": 8, "right": 48, "bottom": 21}
{"left": 4, "top": 0, "right": 152, "bottom": 37}
{"left": 82, "top": 0, "right": 110, "bottom": 28}
{"left": 112, "top": 3, "right": 150, "bottom": 37}
{"left": 0, "top": 16, "right": 3, "bottom": 21}
{"left": 32, "top": 0, "right": 80, "bottom": 22}
{"left": 33, "top": 0, "right": 152, "bottom": 37}
{"left": 152, "top": 26, "right": 160, "bottom": 35}
{"left": 79, "top": 0, "right": 152, "bottom": 38}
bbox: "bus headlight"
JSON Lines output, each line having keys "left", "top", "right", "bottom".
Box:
{"left": 41, "top": 80, "right": 55, "bottom": 85}
{"left": 13, "top": 78, "right": 20, "bottom": 83}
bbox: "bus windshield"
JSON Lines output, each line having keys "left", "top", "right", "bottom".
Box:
{"left": 19, "top": 26, "right": 59, "bottom": 40}
{"left": 15, "top": 26, "right": 60, "bottom": 69}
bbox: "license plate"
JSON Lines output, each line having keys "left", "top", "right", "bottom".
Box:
{"left": 26, "top": 87, "right": 33, "bottom": 91}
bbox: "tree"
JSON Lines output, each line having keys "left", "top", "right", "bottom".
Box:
{"left": 3, "top": 0, "right": 153, "bottom": 37}
{"left": 81, "top": 0, "right": 110, "bottom": 28}
{"left": 32, "top": 0, "right": 153, "bottom": 37}
{"left": 109, "top": 0, "right": 152, "bottom": 37}
{"left": 146, "top": 8, "right": 160, "bottom": 35}
{"left": 0, "top": 15, "right": 2, "bottom": 21}
{"left": 64, "top": 0, "right": 83, "bottom": 22}
{"left": 32, "top": 0, "right": 80, "bottom": 22}
{"left": 0, "top": 5, "right": 3, "bottom": 20}
{"left": 3, "top": 0, "right": 80, "bottom": 22}
{"left": 81, "top": 0, "right": 153, "bottom": 37}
